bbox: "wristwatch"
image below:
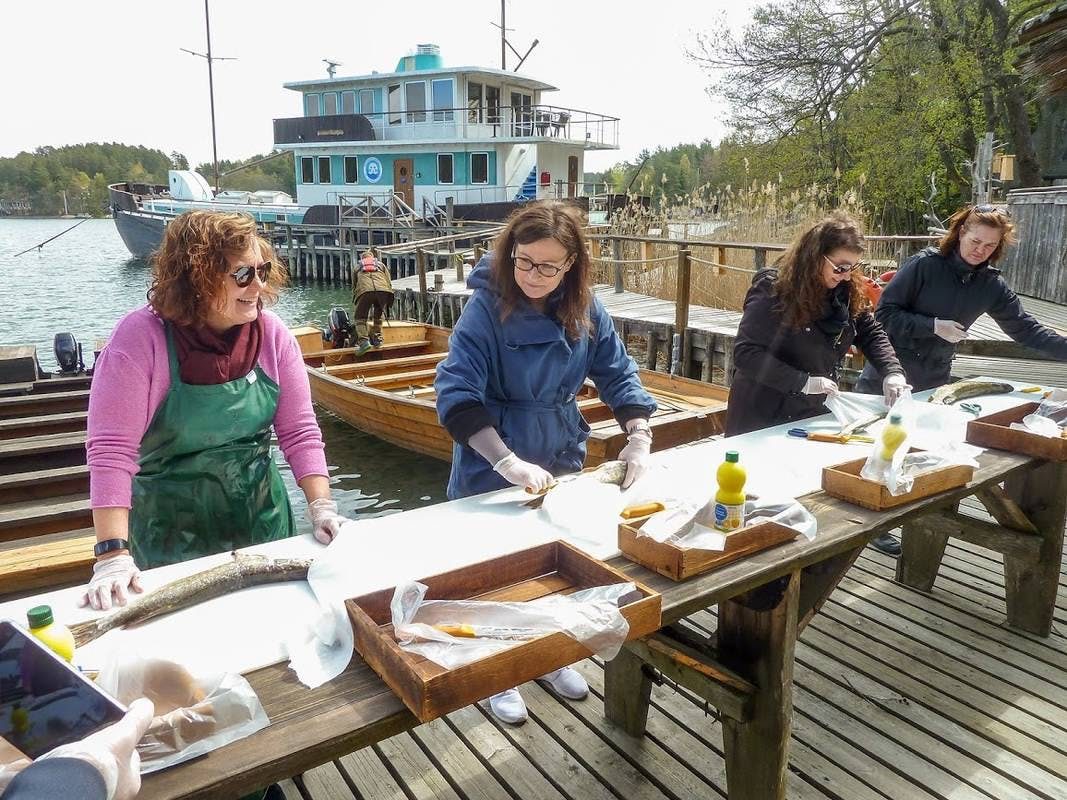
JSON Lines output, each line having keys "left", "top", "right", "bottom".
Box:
{"left": 93, "top": 538, "right": 130, "bottom": 558}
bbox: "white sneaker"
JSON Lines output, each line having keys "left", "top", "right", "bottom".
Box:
{"left": 536, "top": 666, "right": 589, "bottom": 700}
{"left": 487, "top": 687, "right": 527, "bottom": 724}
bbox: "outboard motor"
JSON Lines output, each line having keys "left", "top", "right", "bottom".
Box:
{"left": 327, "top": 307, "right": 354, "bottom": 349}
{"left": 53, "top": 332, "right": 85, "bottom": 375}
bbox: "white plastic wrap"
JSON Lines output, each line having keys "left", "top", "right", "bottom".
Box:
{"left": 390, "top": 581, "right": 635, "bottom": 668}
{"left": 96, "top": 651, "right": 269, "bottom": 774}
{"left": 636, "top": 495, "right": 817, "bottom": 548}
{"left": 826, "top": 392, "right": 883, "bottom": 429}
{"left": 860, "top": 396, "right": 915, "bottom": 495}
{"left": 1011, "top": 391, "right": 1067, "bottom": 438}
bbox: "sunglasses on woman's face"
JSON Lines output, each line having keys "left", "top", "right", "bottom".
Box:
{"left": 230, "top": 261, "right": 272, "bottom": 288}
{"left": 823, "top": 255, "right": 866, "bottom": 275}
{"left": 972, "top": 203, "right": 1009, "bottom": 218}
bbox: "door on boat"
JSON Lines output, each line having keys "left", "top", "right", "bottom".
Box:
{"left": 393, "top": 158, "right": 415, "bottom": 208}
{"left": 567, "top": 156, "right": 579, "bottom": 198}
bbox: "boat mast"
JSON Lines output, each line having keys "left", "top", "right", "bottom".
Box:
{"left": 501, "top": 0, "right": 506, "bottom": 69}
{"left": 204, "top": 0, "right": 220, "bottom": 193}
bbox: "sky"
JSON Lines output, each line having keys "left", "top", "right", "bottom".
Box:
{"left": 0, "top": 0, "right": 758, "bottom": 172}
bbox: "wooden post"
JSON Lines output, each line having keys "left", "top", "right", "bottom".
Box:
{"left": 753, "top": 247, "right": 767, "bottom": 271}
{"left": 1002, "top": 461, "right": 1067, "bottom": 636}
{"left": 896, "top": 514, "right": 952, "bottom": 592}
{"left": 719, "top": 571, "right": 800, "bottom": 800}
{"left": 645, "top": 329, "right": 658, "bottom": 370}
{"left": 675, "top": 248, "right": 691, "bottom": 377}
{"left": 285, "top": 225, "right": 295, "bottom": 278}
{"left": 612, "top": 238, "right": 623, "bottom": 293}
{"left": 416, "top": 248, "right": 428, "bottom": 321}
{"left": 452, "top": 239, "right": 462, "bottom": 283}
{"left": 445, "top": 196, "right": 454, "bottom": 227}
{"left": 717, "top": 245, "right": 727, "bottom": 277}
{"left": 603, "top": 646, "right": 654, "bottom": 737}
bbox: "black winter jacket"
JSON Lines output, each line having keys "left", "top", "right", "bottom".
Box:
{"left": 725, "top": 269, "right": 902, "bottom": 436}
{"left": 857, "top": 247, "right": 1067, "bottom": 392}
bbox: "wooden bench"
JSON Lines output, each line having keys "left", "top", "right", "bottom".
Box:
{"left": 0, "top": 528, "right": 96, "bottom": 597}
{"left": 0, "top": 432, "right": 87, "bottom": 475}
{"left": 0, "top": 464, "right": 89, "bottom": 504}
{"left": 0, "top": 493, "right": 93, "bottom": 543}
{"left": 0, "top": 389, "right": 91, "bottom": 419}
{"left": 302, "top": 340, "right": 432, "bottom": 367}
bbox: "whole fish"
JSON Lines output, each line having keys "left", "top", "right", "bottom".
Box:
{"left": 523, "top": 460, "right": 628, "bottom": 508}
{"left": 70, "top": 553, "right": 311, "bottom": 647}
{"left": 929, "top": 380, "right": 1015, "bottom": 405}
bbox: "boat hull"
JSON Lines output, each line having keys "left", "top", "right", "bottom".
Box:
{"left": 294, "top": 322, "right": 729, "bottom": 467}
{"left": 112, "top": 208, "right": 166, "bottom": 259}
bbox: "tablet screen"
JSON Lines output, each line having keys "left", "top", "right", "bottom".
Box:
{"left": 0, "top": 621, "right": 125, "bottom": 759}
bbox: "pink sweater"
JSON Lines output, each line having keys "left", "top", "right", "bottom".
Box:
{"left": 87, "top": 305, "right": 328, "bottom": 508}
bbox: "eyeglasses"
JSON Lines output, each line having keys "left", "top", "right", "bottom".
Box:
{"left": 823, "top": 255, "right": 867, "bottom": 275}
{"left": 971, "top": 204, "right": 1010, "bottom": 218}
{"left": 230, "top": 261, "right": 272, "bottom": 287}
{"left": 512, "top": 250, "right": 571, "bottom": 278}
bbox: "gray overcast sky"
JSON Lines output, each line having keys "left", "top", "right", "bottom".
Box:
{"left": 1, "top": 1, "right": 756, "bottom": 172}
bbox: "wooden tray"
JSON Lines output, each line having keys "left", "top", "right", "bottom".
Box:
{"left": 822, "top": 451, "right": 975, "bottom": 510}
{"left": 346, "top": 540, "right": 662, "bottom": 722}
{"left": 618, "top": 516, "right": 798, "bottom": 581}
{"left": 965, "top": 402, "right": 1067, "bottom": 462}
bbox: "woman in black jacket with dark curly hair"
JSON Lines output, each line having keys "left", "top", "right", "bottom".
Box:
{"left": 725, "top": 212, "right": 906, "bottom": 436}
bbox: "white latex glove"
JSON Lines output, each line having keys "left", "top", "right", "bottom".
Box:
{"left": 934, "top": 318, "right": 968, "bottom": 343}
{"left": 37, "top": 697, "right": 154, "bottom": 800}
{"left": 307, "top": 497, "right": 349, "bottom": 544}
{"left": 493, "top": 452, "right": 555, "bottom": 493}
{"left": 802, "top": 376, "right": 839, "bottom": 396}
{"left": 79, "top": 554, "right": 143, "bottom": 611}
{"left": 883, "top": 373, "right": 911, "bottom": 407}
{"left": 618, "top": 429, "right": 652, "bottom": 489}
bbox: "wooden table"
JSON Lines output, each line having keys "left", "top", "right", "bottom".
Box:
{"left": 141, "top": 447, "right": 1066, "bottom": 800}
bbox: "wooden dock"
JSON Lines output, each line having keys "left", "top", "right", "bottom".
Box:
{"left": 392, "top": 269, "right": 1067, "bottom": 388}
{"left": 278, "top": 502, "right": 1067, "bottom": 800}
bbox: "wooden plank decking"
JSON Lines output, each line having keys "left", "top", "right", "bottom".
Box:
{"left": 282, "top": 505, "right": 1067, "bottom": 800}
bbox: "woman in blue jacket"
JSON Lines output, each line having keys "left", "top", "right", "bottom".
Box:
{"left": 435, "top": 200, "right": 657, "bottom": 724}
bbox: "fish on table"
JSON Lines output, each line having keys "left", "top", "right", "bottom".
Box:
{"left": 523, "top": 460, "right": 628, "bottom": 509}
{"left": 70, "top": 553, "right": 311, "bottom": 647}
{"left": 929, "top": 380, "right": 1016, "bottom": 405}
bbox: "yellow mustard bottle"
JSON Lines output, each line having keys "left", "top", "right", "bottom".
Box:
{"left": 879, "top": 413, "right": 907, "bottom": 462}
{"left": 27, "top": 605, "right": 75, "bottom": 662}
{"left": 714, "top": 451, "right": 747, "bottom": 532}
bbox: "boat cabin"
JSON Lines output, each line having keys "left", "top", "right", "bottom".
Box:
{"left": 272, "top": 44, "right": 619, "bottom": 216}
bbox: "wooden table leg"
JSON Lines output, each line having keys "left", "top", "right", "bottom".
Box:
{"left": 797, "top": 545, "right": 864, "bottom": 631}
{"left": 603, "top": 642, "right": 653, "bottom": 736}
{"left": 895, "top": 506, "right": 953, "bottom": 591}
{"left": 1003, "top": 461, "right": 1067, "bottom": 636}
{"left": 718, "top": 570, "right": 800, "bottom": 800}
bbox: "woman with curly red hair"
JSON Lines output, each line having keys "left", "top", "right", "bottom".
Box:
{"left": 82, "top": 210, "right": 350, "bottom": 611}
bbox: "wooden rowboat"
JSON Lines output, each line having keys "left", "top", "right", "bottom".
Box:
{"left": 292, "top": 321, "right": 729, "bottom": 466}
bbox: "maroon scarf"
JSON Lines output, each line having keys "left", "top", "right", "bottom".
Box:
{"left": 171, "top": 318, "right": 263, "bottom": 385}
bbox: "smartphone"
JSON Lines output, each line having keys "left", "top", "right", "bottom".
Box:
{"left": 0, "top": 619, "right": 127, "bottom": 759}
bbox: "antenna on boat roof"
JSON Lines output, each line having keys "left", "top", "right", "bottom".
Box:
{"left": 323, "top": 59, "right": 342, "bottom": 78}
{"left": 181, "top": 0, "right": 236, "bottom": 194}
{"left": 490, "top": 0, "right": 539, "bottom": 72}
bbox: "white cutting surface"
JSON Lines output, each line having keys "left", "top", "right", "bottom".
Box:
{"left": 0, "top": 379, "right": 1049, "bottom": 681}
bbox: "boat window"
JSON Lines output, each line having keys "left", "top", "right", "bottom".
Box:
{"left": 405, "top": 81, "right": 427, "bottom": 123}
{"left": 323, "top": 92, "right": 338, "bottom": 116}
{"left": 318, "top": 156, "right": 332, "bottom": 184}
{"left": 510, "top": 92, "right": 532, "bottom": 136}
{"left": 468, "top": 82, "right": 483, "bottom": 123}
{"left": 486, "top": 86, "right": 501, "bottom": 124}
{"left": 341, "top": 91, "right": 356, "bottom": 114}
{"left": 432, "top": 79, "right": 454, "bottom": 122}
{"left": 437, "top": 153, "right": 454, "bottom": 184}
{"left": 301, "top": 157, "right": 314, "bottom": 184}
{"left": 305, "top": 94, "right": 321, "bottom": 117}
{"left": 344, "top": 156, "right": 358, "bottom": 184}
{"left": 359, "top": 89, "right": 375, "bottom": 118}
{"left": 471, "top": 152, "right": 489, "bottom": 184}
{"left": 388, "top": 84, "right": 402, "bottom": 125}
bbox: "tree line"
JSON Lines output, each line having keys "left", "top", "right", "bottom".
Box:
{"left": 592, "top": 0, "right": 1059, "bottom": 234}
{"left": 0, "top": 143, "right": 295, "bottom": 216}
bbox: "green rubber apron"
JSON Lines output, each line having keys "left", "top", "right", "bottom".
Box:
{"left": 129, "top": 323, "right": 295, "bottom": 569}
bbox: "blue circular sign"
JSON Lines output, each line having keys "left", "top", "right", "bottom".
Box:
{"left": 363, "top": 157, "right": 383, "bottom": 183}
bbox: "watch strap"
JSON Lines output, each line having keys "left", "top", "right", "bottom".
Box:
{"left": 94, "top": 538, "right": 130, "bottom": 558}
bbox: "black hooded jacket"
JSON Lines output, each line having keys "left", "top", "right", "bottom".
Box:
{"left": 857, "top": 246, "right": 1067, "bottom": 392}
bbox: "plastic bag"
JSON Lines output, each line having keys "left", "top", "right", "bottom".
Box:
{"left": 1013, "top": 394, "right": 1067, "bottom": 438}
{"left": 391, "top": 580, "right": 634, "bottom": 668}
{"left": 637, "top": 495, "right": 817, "bottom": 549}
{"left": 860, "top": 395, "right": 915, "bottom": 495}
{"left": 96, "top": 651, "right": 269, "bottom": 773}
{"left": 825, "top": 392, "right": 884, "bottom": 430}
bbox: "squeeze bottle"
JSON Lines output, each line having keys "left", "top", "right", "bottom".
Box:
{"left": 879, "top": 413, "right": 907, "bottom": 462}
{"left": 714, "top": 451, "right": 747, "bottom": 532}
{"left": 26, "top": 605, "right": 75, "bottom": 662}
